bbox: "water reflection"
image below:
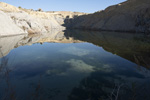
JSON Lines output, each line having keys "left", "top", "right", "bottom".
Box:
{"left": 0, "top": 30, "right": 150, "bottom": 100}
{"left": 64, "top": 30, "right": 150, "bottom": 69}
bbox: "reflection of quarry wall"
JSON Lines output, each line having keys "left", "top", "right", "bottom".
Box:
{"left": 64, "top": 0, "right": 150, "bottom": 33}
{"left": 0, "top": 35, "right": 25, "bottom": 57}
{"left": 0, "top": 2, "right": 84, "bottom": 36}
{"left": 0, "top": 29, "right": 82, "bottom": 58}
{"left": 64, "top": 30, "right": 150, "bottom": 69}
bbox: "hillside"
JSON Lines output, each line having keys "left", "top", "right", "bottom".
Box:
{"left": 0, "top": 0, "right": 150, "bottom": 35}
{"left": 0, "top": 2, "right": 85, "bottom": 36}
{"left": 64, "top": 0, "right": 150, "bottom": 33}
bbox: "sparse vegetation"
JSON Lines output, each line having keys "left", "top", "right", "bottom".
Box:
{"left": 22, "top": 26, "right": 27, "bottom": 31}
{"left": 37, "top": 8, "right": 43, "bottom": 12}
{"left": 44, "top": 26, "right": 49, "bottom": 32}
{"left": 18, "top": 6, "right": 22, "bottom": 9}
{"left": 11, "top": 16, "right": 16, "bottom": 20}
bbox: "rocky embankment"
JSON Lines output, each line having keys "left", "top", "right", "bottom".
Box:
{"left": 64, "top": 0, "right": 150, "bottom": 33}
{"left": 0, "top": 2, "right": 85, "bottom": 36}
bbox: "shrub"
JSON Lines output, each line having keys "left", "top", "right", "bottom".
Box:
{"left": 22, "top": 26, "right": 26, "bottom": 31}
{"left": 37, "top": 8, "right": 43, "bottom": 12}
{"left": 18, "top": 6, "right": 22, "bottom": 9}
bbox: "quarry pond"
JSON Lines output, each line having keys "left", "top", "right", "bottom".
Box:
{"left": 0, "top": 30, "right": 150, "bottom": 100}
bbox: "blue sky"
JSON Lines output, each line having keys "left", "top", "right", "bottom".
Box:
{"left": 1, "top": 0, "right": 126, "bottom": 13}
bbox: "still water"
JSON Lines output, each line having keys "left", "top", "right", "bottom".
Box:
{"left": 0, "top": 30, "right": 150, "bottom": 100}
